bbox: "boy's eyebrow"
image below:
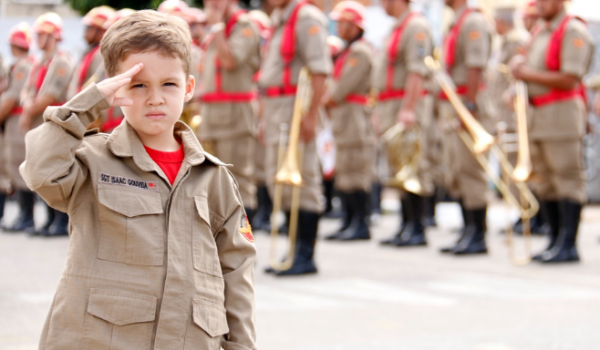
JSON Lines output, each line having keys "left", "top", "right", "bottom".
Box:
{"left": 130, "top": 76, "right": 182, "bottom": 83}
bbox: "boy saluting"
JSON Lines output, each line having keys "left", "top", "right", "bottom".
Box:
{"left": 20, "top": 10, "right": 257, "bottom": 350}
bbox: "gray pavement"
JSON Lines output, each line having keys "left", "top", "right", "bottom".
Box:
{"left": 2, "top": 196, "right": 600, "bottom": 350}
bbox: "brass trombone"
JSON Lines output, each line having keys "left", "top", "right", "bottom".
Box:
{"left": 425, "top": 56, "right": 538, "bottom": 265}
{"left": 268, "top": 67, "right": 312, "bottom": 271}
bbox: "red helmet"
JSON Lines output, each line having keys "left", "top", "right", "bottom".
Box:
{"left": 248, "top": 10, "right": 271, "bottom": 39}
{"left": 188, "top": 8, "right": 207, "bottom": 24}
{"left": 82, "top": 6, "right": 115, "bottom": 29}
{"left": 34, "top": 12, "right": 63, "bottom": 41}
{"left": 329, "top": 1, "right": 366, "bottom": 30}
{"left": 9, "top": 22, "right": 32, "bottom": 50}
{"left": 523, "top": 1, "right": 539, "bottom": 18}
{"left": 103, "top": 8, "right": 136, "bottom": 30}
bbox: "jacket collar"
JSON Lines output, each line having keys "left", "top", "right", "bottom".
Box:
{"left": 106, "top": 120, "right": 206, "bottom": 173}
{"left": 546, "top": 9, "right": 567, "bottom": 31}
{"left": 272, "top": 0, "right": 301, "bottom": 27}
{"left": 451, "top": 5, "right": 469, "bottom": 26}
{"left": 393, "top": 9, "right": 412, "bottom": 29}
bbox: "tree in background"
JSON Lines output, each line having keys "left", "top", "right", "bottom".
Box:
{"left": 65, "top": 0, "right": 257, "bottom": 16}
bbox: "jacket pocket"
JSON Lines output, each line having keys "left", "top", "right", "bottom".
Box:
{"left": 82, "top": 288, "right": 157, "bottom": 350}
{"left": 97, "top": 184, "right": 165, "bottom": 265}
{"left": 184, "top": 299, "right": 229, "bottom": 350}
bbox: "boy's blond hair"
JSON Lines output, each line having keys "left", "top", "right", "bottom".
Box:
{"left": 101, "top": 10, "right": 192, "bottom": 77}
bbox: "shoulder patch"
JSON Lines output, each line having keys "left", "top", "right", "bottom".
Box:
{"left": 347, "top": 57, "right": 358, "bottom": 67}
{"left": 240, "top": 214, "right": 254, "bottom": 243}
{"left": 308, "top": 25, "right": 320, "bottom": 35}
{"left": 468, "top": 31, "right": 481, "bottom": 40}
{"left": 415, "top": 32, "right": 427, "bottom": 41}
{"left": 242, "top": 28, "right": 254, "bottom": 38}
{"left": 14, "top": 72, "right": 24, "bottom": 81}
{"left": 572, "top": 38, "right": 585, "bottom": 48}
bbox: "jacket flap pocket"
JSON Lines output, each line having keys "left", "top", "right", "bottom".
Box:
{"left": 98, "top": 184, "right": 163, "bottom": 217}
{"left": 194, "top": 196, "right": 210, "bottom": 226}
{"left": 192, "top": 299, "right": 229, "bottom": 337}
{"left": 87, "top": 288, "right": 157, "bottom": 326}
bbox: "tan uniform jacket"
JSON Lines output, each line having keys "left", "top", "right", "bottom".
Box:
{"left": 258, "top": 0, "right": 332, "bottom": 145}
{"left": 329, "top": 38, "right": 374, "bottom": 147}
{"left": 372, "top": 12, "right": 434, "bottom": 134}
{"left": 23, "top": 50, "right": 73, "bottom": 123}
{"left": 2, "top": 56, "right": 33, "bottom": 190}
{"left": 490, "top": 28, "right": 528, "bottom": 129}
{"left": 526, "top": 11, "right": 594, "bottom": 140}
{"left": 0, "top": 54, "right": 6, "bottom": 80}
{"left": 199, "top": 13, "right": 261, "bottom": 140}
{"left": 20, "top": 85, "right": 257, "bottom": 350}
{"left": 67, "top": 43, "right": 104, "bottom": 99}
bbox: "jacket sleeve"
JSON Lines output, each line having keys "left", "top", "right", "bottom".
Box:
{"left": 216, "top": 170, "right": 257, "bottom": 350}
{"left": 19, "top": 84, "right": 109, "bottom": 212}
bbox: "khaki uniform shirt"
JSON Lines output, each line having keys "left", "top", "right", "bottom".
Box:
{"left": 23, "top": 49, "right": 73, "bottom": 122}
{"left": 199, "top": 13, "right": 261, "bottom": 141}
{"left": 490, "top": 28, "right": 529, "bottom": 130}
{"left": 526, "top": 11, "right": 594, "bottom": 140}
{"left": 329, "top": 38, "right": 374, "bottom": 147}
{"left": 1, "top": 56, "right": 32, "bottom": 111}
{"left": 258, "top": 0, "right": 332, "bottom": 145}
{"left": 0, "top": 54, "right": 7, "bottom": 80}
{"left": 372, "top": 12, "right": 434, "bottom": 133}
{"left": 442, "top": 6, "right": 493, "bottom": 130}
{"left": 21, "top": 84, "right": 257, "bottom": 350}
{"left": 67, "top": 43, "right": 104, "bottom": 99}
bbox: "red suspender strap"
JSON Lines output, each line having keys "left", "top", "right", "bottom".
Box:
{"left": 377, "top": 13, "right": 428, "bottom": 101}
{"left": 530, "top": 15, "right": 587, "bottom": 107}
{"left": 77, "top": 45, "right": 100, "bottom": 93}
{"left": 202, "top": 10, "right": 258, "bottom": 103}
{"left": 264, "top": 1, "right": 308, "bottom": 97}
{"left": 444, "top": 8, "right": 474, "bottom": 71}
{"left": 10, "top": 107, "right": 23, "bottom": 115}
{"left": 101, "top": 108, "right": 123, "bottom": 132}
{"left": 331, "top": 43, "right": 370, "bottom": 105}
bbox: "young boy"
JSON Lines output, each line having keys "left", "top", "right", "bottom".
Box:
{"left": 20, "top": 10, "right": 257, "bottom": 350}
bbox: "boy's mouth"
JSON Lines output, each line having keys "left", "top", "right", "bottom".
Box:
{"left": 145, "top": 111, "right": 167, "bottom": 120}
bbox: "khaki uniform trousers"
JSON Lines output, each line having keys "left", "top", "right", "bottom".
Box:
{"left": 335, "top": 145, "right": 374, "bottom": 193}
{"left": 210, "top": 136, "right": 257, "bottom": 209}
{"left": 529, "top": 138, "right": 586, "bottom": 204}
{"left": 4, "top": 115, "right": 39, "bottom": 191}
{"left": 253, "top": 139, "right": 267, "bottom": 186}
{"left": 440, "top": 102, "right": 488, "bottom": 209}
{"left": 263, "top": 97, "right": 323, "bottom": 213}
{"left": 378, "top": 97, "right": 436, "bottom": 197}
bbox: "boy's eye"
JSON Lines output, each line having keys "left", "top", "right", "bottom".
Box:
{"left": 132, "top": 84, "right": 145, "bottom": 88}
{"left": 164, "top": 82, "right": 177, "bottom": 87}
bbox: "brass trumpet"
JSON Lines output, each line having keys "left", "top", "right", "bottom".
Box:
{"left": 268, "top": 67, "right": 312, "bottom": 272}
{"left": 425, "top": 56, "right": 539, "bottom": 265}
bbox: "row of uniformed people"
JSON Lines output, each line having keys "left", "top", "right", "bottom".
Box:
{"left": 0, "top": 0, "right": 594, "bottom": 271}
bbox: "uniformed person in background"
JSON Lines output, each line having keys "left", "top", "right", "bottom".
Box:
{"left": 511, "top": 0, "right": 594, "bottom": 263}
{"left": 438, "top": 0, "right": 492, "bottom": 255}
{"left": 523, "top": 1, "right": 540, "bottom": 33}
{"left": 248, "top": 9, "right": 274, "bottom": 233}
{"left": 199, "top": 0, "right": 261, "bottom": 220}
{"left": 373, "top": 0, "right": 435, "bottom": 247}
{"left": 19, "top": 12, "right": 73, "bottom": 236}
{"left": 0, "top": 23, "right": 33, "bottom": 231}
{"left": 67, "top": 6, "right": 114, "bottom": 100}
{"left": 259, "top": 0, "right": 331, "bottom": 275}
{"left": 0, "top": 54, "right": 7, "bottom": 93}
{"left": 188, "top": 7, "right": 207, "bottom": 48}
{"left": 323, "top": 1, "right": 374, "bottom": 241}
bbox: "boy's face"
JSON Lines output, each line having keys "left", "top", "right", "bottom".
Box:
{"left": 116, "top": 51, "right": 194, "bottom": 140}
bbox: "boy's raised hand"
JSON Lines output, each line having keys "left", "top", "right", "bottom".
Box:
{"left": 97, "top": 63, "right": 143, "bottom": 107}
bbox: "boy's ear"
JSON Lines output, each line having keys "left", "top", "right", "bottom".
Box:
{"left": 184, "top": 75, "right": 195, "bottom": 103}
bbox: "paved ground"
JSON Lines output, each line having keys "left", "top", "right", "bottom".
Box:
{"left": 2, "top": 195, "right": 600, "bottom": 350}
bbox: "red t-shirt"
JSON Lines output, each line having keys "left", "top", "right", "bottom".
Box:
{"left": 144, "top": 144, "right": 185, "bottom": 185}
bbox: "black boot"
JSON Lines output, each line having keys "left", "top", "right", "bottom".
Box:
{"left": 371, "top": 182, "right": 382, "bottom": 215}
{"left": 275, "top": 211, "right": 319, "bottom": 276}
{"left": 0, "top": 193, "right": 6, "bottom": 230}
{"left": 380, "top": 195, "right": 409, "bottom": 245}
{"left": 338, "top": 190, "right": 371, "bottom": 241}
{"left": 5, "top": 190, "right": 35, "bottom": 233}
{"left": 532, "top": 201, "right": 559, "bottom": 261}
{"left": 325, "top": 191, "right": 353, "bottom": 240}
{"left": 540, "top": 200, "right": 581, "bottom": 263}
{"left": 42, "top": 211, "right": 69, "bottom": 237}
{"left": 453, "top": 207, "right": 488, "bottom": 255}
{"left": 252, "top": 185, "right": 272, "bottom": 232}
{"left": 393, "top": 192, "right": 427, "bottom": 247}
{"left": 440, "top": 200, "right": 469, "bottom": 253}
{"left": 530, "top": 209, "right": 550, "bottom": 236}
{"left": 323, "top": 178, "right": 340, "bottom": 218}
{"left": 423, "top": 194, "right": 437, "bottom": 227}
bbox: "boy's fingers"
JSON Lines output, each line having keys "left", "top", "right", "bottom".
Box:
{"left": 113, "top": 97, "right": 132, "bottom": 107}
{"left": 121, "top": 63, "right": 143, "bottom": 79}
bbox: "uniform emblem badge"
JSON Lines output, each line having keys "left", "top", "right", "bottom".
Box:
{"left": 240, "top": 214, "right": 254, "bottom": 243}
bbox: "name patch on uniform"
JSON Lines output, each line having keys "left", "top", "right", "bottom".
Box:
{"left": 99, "top": 172, "right": 159, "bottom": 192}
